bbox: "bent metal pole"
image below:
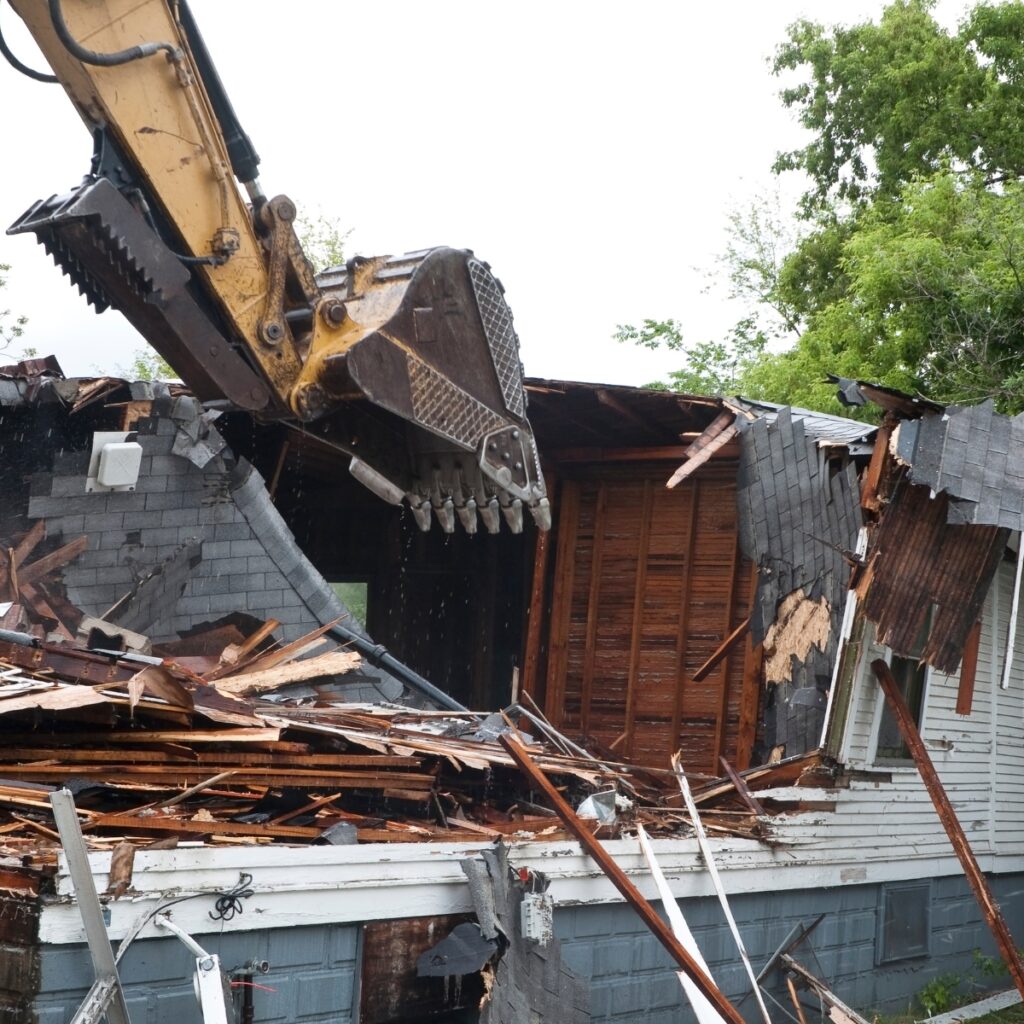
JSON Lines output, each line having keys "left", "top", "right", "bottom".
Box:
{"left": 872, "top": 659, "right": 1024, "bottom": 1000}
{"left": 499, "top": 734, "right": 748, "bottom": 1024}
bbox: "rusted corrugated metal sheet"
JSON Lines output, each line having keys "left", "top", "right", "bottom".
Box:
{"left": 858, "top": 475, "right": 1007, "bottom": 674}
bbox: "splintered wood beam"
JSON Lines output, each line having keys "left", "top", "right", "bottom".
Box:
{"left": 693, "top": 618, "right": 750, "bottom": 684}
{"left": 667, "top": 419, "right": 739, "bottom": 490}
{"left": 11, "top": 521, "right": 45, "bottom": 569}
{"left": 873, "top": 659, "right": 1024, "bottom": 1000}
{"left": 543, "top": 481, "right": 579, "bottom": 723}
{"left": 18, "top": 535, "right": 88, "bottom": 586}
{"left": 596, "top": 388, "right": 672, "bottom": 442}
{"left": 546, "top": 444, "right": 740, "bottom": 464}
{"left": 860, "top": 419, "right": 893, "bottom": 514}
{"left": 956, "top": 620, "right": 982, "bottom": 716}
{"left": 734, "top": 563, "right": 763, "bottom": 771}
{"left": 521, "top": 479, "right": 555, "bottom": 699}
{"left": 499, "top": 734, "right": 746, "bottom": 1024}
{"left": 718, "top": 757, "right": 765, "bottom": 816}
{"left": 89, "top": 813, "right": 322, "bottom": 840}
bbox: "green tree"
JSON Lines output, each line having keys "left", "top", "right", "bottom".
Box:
{"left": 119, "top": 347, "right": 176, "bottom": 381}
{"left": 296, "top": 210, "right": 351, "bottom": 274}
{"left": 0, "top": 264, "right": 28, "bottom": 351}
{"left": 775, "top": 1, "right": 1024, "bottom": 211}
{"left": 623, "top": 1, "right": 1024, "bottom": 416}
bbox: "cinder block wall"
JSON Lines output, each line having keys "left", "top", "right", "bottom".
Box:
{"left": 34, "top": 924, "right": 359, "bottom": 1024}
{"left": 27, "top": 412, "right": 347, "bottom": 644}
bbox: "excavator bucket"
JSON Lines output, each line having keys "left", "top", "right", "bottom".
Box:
{"left": 309, "top": 247, "right": 550, "bottom": 535}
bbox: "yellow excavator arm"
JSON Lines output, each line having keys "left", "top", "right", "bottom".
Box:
{"left": 5, "top": 0, "right": 550, "bottom": 534}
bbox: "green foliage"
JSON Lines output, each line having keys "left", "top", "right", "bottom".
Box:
{"left": 971, "top": 948, "right": 1010, "bottom": 982}
{"left": 614, "top": 318, "right": 768, "bottom": 396}
{"left": 0, "top": 264, "right": 28, "bottom": 350}
{"left": 620, "top": 1, "right": 1024, "bottom": 416}
{"left": 331, "top": 582, "right": 367, "bottom": 629}
{"left": 296, "top": 210, "right": 351, "bottom": 275}
{"left": 119, "top": 347, "right": 176, "bottom": 381}
{"left": 773, "top": 0, "right": 1024, "bottom": 213}
{"left": 916, "top": 973, "right": 963, "bottom": 1016}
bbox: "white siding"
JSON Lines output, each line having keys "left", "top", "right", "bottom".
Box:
{"left": 766, "top": 557, "right": 1024, "bottom": 879}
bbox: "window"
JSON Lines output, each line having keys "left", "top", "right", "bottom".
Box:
{"left": 331, "top": 580, "right": 368, "bottom": 631}
{"left": 877, "top": 881, "right": 931, "bottom": 963}
{"left": 875, "top": 612, "right": 931, "bottom": 762}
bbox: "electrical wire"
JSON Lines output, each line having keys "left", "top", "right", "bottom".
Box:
{"left": 209, "top": 873, "right": 254, "bottom": 921}
{"left": 49, "top": 0, "right": 181, "bottom": 67}
{"left": 114, "top": 875, "right": 257, "bottom": 965}
{"left": 0, "top": 2, "right": 57, "bottom": 82}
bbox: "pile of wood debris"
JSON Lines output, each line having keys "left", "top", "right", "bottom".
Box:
{"left": 0, "top": 605, "right": 828, "bottom": 873}
{"left": 0, "top": 617, "right": 629, "bottom": 867}
{"left": 0, "top": 518, "right": 827, "bottom": 871}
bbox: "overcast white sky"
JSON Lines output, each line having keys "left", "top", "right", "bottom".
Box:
{"left": 0, "top": 0, "right": 967, "bottom": 385}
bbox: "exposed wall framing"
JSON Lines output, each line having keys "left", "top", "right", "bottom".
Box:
{"left": 531, "top": 459, "right": 755, "bottom": 774}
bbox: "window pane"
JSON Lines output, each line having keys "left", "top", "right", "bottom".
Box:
{"left": 331, "top": 581, "right": 368, "bottom": 630}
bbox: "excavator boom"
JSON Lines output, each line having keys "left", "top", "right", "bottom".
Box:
{"left": 4, "top": 0, "right": 549, "bottom": 534}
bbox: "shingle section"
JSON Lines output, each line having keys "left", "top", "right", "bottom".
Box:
{"left": 902, "top": 403, "right": 1024, "bottom": 531}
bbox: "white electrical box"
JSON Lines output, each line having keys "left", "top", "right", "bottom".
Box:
{"left": 519, "top": 891, "right": 554, "bottom": 945}
{"left": 85, "top": 432, "right": 143, "bottom": 492}
{"left": 97, "top": 441, "right": 143, "bottom": 488}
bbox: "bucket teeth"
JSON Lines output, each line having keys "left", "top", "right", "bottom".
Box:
{"left": 41, "top": 235, "right": 111, "bottom": 312}
{"left": 457, "top": 499, "right": 478, "bottom": 535}
{"left": 501, "top": 499, "right": 524, "bottom": 534}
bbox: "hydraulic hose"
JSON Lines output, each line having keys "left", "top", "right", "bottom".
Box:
{"left": 0, "top": 2, "right": 57, "bottom": 81}
{"left": 48, "top": 0, "right": 180, "bottom": 66}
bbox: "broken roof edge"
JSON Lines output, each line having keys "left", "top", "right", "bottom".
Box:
{"left": 827, "top": 374, "right": 945, "bottom": 418}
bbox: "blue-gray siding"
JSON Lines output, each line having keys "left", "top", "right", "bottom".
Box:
{"left": 34, "top": 873, "right": 1024, "bottom": 1023}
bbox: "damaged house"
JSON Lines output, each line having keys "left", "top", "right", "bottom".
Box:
{"left": 0, "top": 362, "right": 1021, "bottom": 1023}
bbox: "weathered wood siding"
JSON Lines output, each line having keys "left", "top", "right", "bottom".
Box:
{"left": 537, "top": 460, "right": 755, "bottom": 775}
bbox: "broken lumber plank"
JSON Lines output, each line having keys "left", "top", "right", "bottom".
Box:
{"left": 637, "top": 824, "right": 726, "bottom": 1024}
{"left": 957, "top": 620, "right": 982, "bottom": 716}
{"left": 212, "top": 650, "right": 362, "bottom": 695}
{"left": 0, "top": 765, "right": 436, "bottom": 789}
{"left": 873, "top": 659, "right": 1024, "bottom": 999}
{"left": 667, "top": 418, "right": 739, "bottom": 489}
{"left": 18, "top": 535, "right": 88, "bottom": 586}
{"left": 44, "top": 728, "right": 282, "bottom": 744}
{"left": 673, "top": 754, "right": 773, "bottom": 1024}
{"left": 718, "top": 757, "right": 765, "bottom": 817}
{"left": 499, "top": 734, "right": 746, "bottom": 1024}
{"left": 88, "top": 813, "right": 322, "bottom": 840}
{"left": 218, "top": 618, "right": 281, "bottom": 668}
{"left": 0, "top": 748, "right": 422, "bottom": 769}
{"left": 11, "top": 521, "right": 45, "bottom": 569}
{"left": 692, "top": 616, "right": 751, "bottom": 683}
{"left": 217, "top": 618, "right": 342, "bottom": 678}
{"left": 781, "top": 956, "right": 870, "bottom": 1024}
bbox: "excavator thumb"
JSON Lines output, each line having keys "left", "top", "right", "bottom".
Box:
{"left": 8, "top": 177, "right": 273, "bottom": 411}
